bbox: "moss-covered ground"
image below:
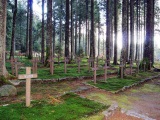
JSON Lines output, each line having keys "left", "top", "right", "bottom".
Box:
{"left": 0, "top": 93, "right": 108, "bottom": 120}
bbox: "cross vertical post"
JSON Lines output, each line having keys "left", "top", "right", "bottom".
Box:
{"left": 26, "top": 67, "right": 31, "bottom": 107}
{"left": 18, "top": 67, "right": 37, "bottom": 107}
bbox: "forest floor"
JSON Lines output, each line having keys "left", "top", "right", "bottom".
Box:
{"left": 1, "top": 71, "right": 160, "bottom": 120}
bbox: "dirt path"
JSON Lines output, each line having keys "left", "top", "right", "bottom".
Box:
{"left": 77, "top": 78, "right": 160, "bottom": 120}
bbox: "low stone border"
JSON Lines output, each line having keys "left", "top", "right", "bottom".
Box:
{"left": 9, "top": 72, "right": 118, "bottom": 86}
{"left": 84, "top": 74, "right": 160, "bottom": 94}
{"left": 114, "top": 74, "right": 160, "bottom": 94}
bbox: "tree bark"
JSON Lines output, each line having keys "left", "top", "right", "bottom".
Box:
{"left": 28, "top": 0, "right": 33, "bottom": 59}
{"left": 10, "top": 0, "right": 17, "bottom": 59}
{"left": 90, "top": 0, "right": 95, "bottom": 59}
{"left": 41, "top": 0, "right": 45, "bottom": 64}
{"left": 0, "top": 0, "right": 8, "bottom": 76}
{"left": 129, "top": 0, "right": 134, "bottom": 61}
{"left": 46, "top": 0, "right": 53, "bottom": 61}
{"left": 106, "top": 0, "right": 111, "bottom": 65}
{"left": 113, "top": 0, "right": 118, "bottom": 65}
{"left": 121, "top": 0, "right": 128, "bottom": 64}
{"left": 143, "top": 0, "right": 154, "bottom": 68}
{"left": 26, "top": 0, "right": 29, "bottom": 56}
{"left": 65, "top": 0, "right": 70, "bottom": 57}
{"left": 85, "top": 0, "right": 88, "bottom": 56}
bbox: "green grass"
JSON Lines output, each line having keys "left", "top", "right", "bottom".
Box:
{"left": 88, "top": 76, "right": 140, "bottom": 92}
{"left": 87, "top": 71, "right": 159, "bottom": 92}
{"left": 0, "top": 93, "right": 107, "bottom": 120}
{"left": 6, "top": 57, "right": 117, "bottom": 79}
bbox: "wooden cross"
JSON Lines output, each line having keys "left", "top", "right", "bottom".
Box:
{"left": 92, "top": 63, "right": 98, "bottom": 84}
{"left": 18, "top": 67, "right": 37, "bottom": 107}
{"left": 103, "top": 63, "right": 109, "bottom": 81}
{"left": 31, "top": 58, "right": 39, "bottom": 74}
{"left": 48, "top": 56, "right": 54, "bottom": 75}
{"left": 143, "top": 61, "right": 146, "bottom": 72}
{"left": 64, "top": 57, "right": 69, "bottom": 73}
{"left": 88, "top": 58, "right": 94, "bottom": 72}
{"left": 129, "top": 59, "right": 133, "bottom": 75}
{"left": 77, "top": 57, "right": 81, "bottom": 73}
{"left": 136, "top": 60, "right": 140, "bottom": 73}
{"left": 119, "top": 60, "right": 124, "bottom": 79}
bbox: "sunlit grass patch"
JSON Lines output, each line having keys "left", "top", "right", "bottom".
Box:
{"left": 0, "top": 93, "right": 107, "bottom": 120}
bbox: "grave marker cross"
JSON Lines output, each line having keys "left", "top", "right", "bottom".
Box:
{"left": 18, "top": 67, "right": 37, "bottom": 107}
{"left": 92, "top": 63, "right": 98, "bottom": 84}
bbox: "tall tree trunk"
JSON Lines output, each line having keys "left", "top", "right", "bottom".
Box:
{"left": 71, "top": 0, "right": 74, "bottom": 60}
{"left": 26, "top": 0, "right": 29, "bottom": 56}
{"left": 10, "top": 0, "right": 17, "bottom": 59}
{"left": 46, "top": 0, "right": 53, "bottom": 61}
{"left": 121, "top": 0, "right": 128, "bottom": 64}
{"left": 135, "top": 0, "right": 139, "bottom": 60}
{"left": 59, "top": 0, "right": 62, "bottom": 56}
{"left": 143, "top": 0, "right": 154, "bottom": 68}
{"left": 126, "top": 0, "right": 129, "bottom": 62}
{"left": 98, "top": 8, "right": 100, "bottom": 56}
{"left": 79, "top": 17, "right": 81, "bottom": 56}
{"left": 129, "top": 0, "right": 134, "bottom": 61}
{"left": 65, "top": 0, "right": 70, "bottom": 57}
{"left": 75, "top": 4, "right": 78, "bottom": 55}
{"left": 41, "top": 0, "right": 45, "bottom": 63}
{"left": 106, "top": 0, "right": 111, "bottom": 65}
{"left": 0, "top": 0, "right": 8, "bottom": 76}
{"left": 113, "top": 0, "right": 118, "bottom": 65}
{"left": 28, "top": 0, "right": 33, "bottom": 59}
{"left": 90, "top": 0, "right": 95, "bottom": 59}
{"left": 53, "top": 8, "right": 56, "bottom": 57}
{"left": 85, "top": 0, "right": 88, "bottom": 56}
